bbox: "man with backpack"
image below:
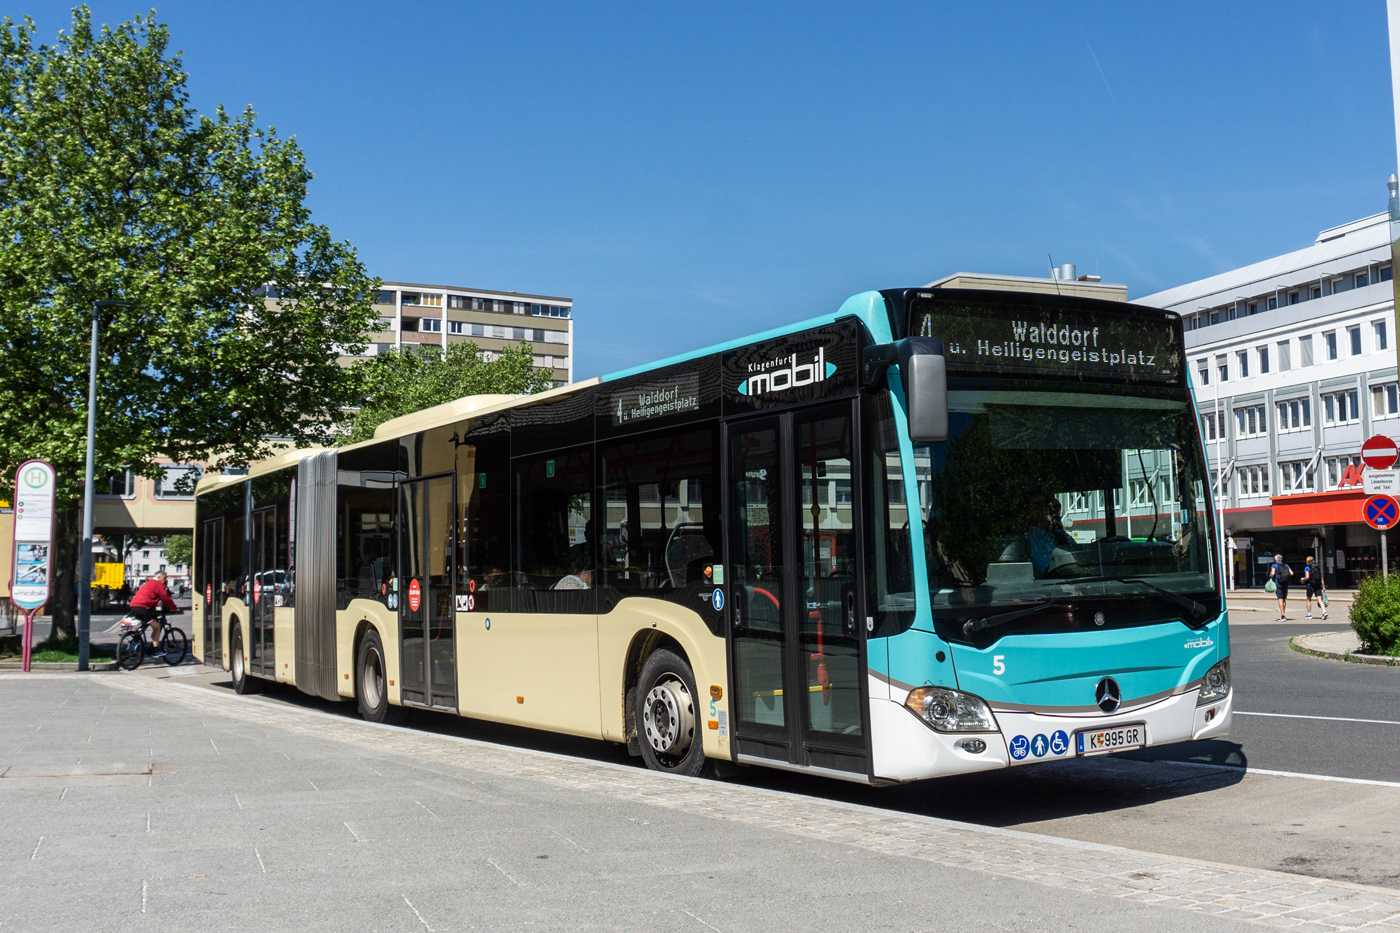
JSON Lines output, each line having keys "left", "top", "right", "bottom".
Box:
{"left": 1302, "top": 555, "right": 1327, "bottom": 620}
{"left": 1267, "top": 553, "right": 1293, "bottom": 621}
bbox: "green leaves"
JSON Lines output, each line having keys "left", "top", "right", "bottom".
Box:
{"left": 0, "top": 7, "right": 380, "bottom": 503}
{"left": 346, "top": 341, "right": 553, "bottom": 444}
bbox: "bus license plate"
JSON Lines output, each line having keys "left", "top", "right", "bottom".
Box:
{"left": 1076, "top": 723, "right": 1146, "bottom": 756}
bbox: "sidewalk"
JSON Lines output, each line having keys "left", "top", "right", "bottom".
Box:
{"left": 1293, "top": 629, "right": 1400, "bottom": 667}
{"left": 4, "top": 672, "right": 1400, "bottom": 931}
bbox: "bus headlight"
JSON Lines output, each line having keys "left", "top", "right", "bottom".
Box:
{"left": 905, "top": 687, "right": 998, "bottom": 733}
{"left": 1196, "top": 658, "right": 1230, "bottom": 706}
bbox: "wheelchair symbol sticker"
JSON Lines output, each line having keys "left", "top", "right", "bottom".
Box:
{"left": 1009, "top": 735, "right": 1030, "bottom": 760}
{"left": 1049, "top": 730, "right": 1069, "bottom": 756}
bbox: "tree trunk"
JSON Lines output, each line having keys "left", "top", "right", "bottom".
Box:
{"left": 48, "top": 504, "right": 80, "bottom": 642}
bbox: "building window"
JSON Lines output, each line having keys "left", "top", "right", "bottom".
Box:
{"left": 1277, "top": 340, "right": 1291, "bottom": 371}
{"left": 1349, "top": 325, "right": 1362, "bottom": 356}
{"left": 141, "top": 564, "right": 149, "bottom": 573}
{"left": 419, "top": 317, "right": 442, "bottom": 333}
{"left": 401, "top": 292, "right": 443, "bottom": 308}
{"left": 153, "top": 464, "right": 203, "bottom": 499}
{"left": 1276, "top": 397, "right": 1312, "bottom": 432}
{"left": 1310, "top": 285, "right": 1322, "bottom": 300}
{"left": 377, "top": 290, "right": 395, "bottom": 305}
{"left": 1237, "top": 350, "right": 1249, "bottom": 378}
{"left": 1299, "top": 335, "right": 1314, "bottom": 366}
{"left": 1196, "top": 359, "right": 1209, "bottom": 387}
{"left": 1235, "top": 404, "right": 1266, "bottom": 438}
{"left": 1200, "top": 410, "right": 1226, "bottom": 441}
{"left": 448, "top": 321, "right": 464, "bottom": 335}
{"left": 1279, "top": 460, "right": 1314, "bottom": 493}
{"left": 96, "top": 468, "right": 134, "bottom": 498}
{"left": 1258, "top": 346, "right": 1270, "bottom": 374}
{"left": 1383, "top": 264, "right": 1394, "bottom": 282}
{"left": 1247, "top": 301, "right": 1258, "bottom": 315}
{"left": 142, "top": 550, "right": 150, "bottom": 559}
{"left": 448, "top": 295, "right": 467, "bottom": 309}
{"left": 1375, "top": 320, "right": 1388, "bottom": 352}
{"left": 1288, "top": 290, "right": 1300, "bottom": 305}
{"left": 1238, "top": 465, "right": 1270, "bottom": 498}
{"left": 1357, "top": 272, "right": 1369, "bottom": 288}
{"left": 1373, "top": 383, "right": 1399, "bottom": 418}
{"left": 1324, "top": 331, "right": 1338, "bottom": 361}
{"left": 1323, "top": 388, "right": 1361, "bottom": 424}
{"left": 1325, "top": 455, "right": 1364, "bottom": 491}
{"left": 1216, "top": 355, "right": 1228, "bottom": 383}
{"left": 1268, "top": 295, "right": 1278, "bottom": 311}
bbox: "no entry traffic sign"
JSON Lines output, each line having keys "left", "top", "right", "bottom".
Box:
{"left": 1364, "top": 494, "right": 1399, "bottom": 530}
{"left": 1363, "top": 434, "right": 1399, "bottom": 470}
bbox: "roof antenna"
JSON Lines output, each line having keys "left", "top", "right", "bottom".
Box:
{"left": 1048, "top": 253, "right": 1062, "bottom": 295}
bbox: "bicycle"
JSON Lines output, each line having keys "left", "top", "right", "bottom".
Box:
{"left": 115, "top": 611, "right": 188, "bottom": 670}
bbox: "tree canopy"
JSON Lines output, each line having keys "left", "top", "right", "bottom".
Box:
{"left": 0, "top": 8, "right": 381, "bottom": 631}
{"left": 346, "top": 342, "right": 554, "bottom": 444}
{"left": 0, "top": 8, "right": 381, "bottom": 499}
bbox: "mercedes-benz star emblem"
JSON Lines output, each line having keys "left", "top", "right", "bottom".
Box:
{"left": 1095, "top": 677, "right": 1121, "bottom": 714}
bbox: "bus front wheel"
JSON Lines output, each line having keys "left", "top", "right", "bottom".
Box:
{"left": 635, "top": 649, "right": 713, "bottom": 778}
{"left": 357, "top": 630, "right": 406, "bottom": 725}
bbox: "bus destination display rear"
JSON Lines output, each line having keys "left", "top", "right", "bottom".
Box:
{"left": 916, "top": 301, "right": 1182, "bottom": 384}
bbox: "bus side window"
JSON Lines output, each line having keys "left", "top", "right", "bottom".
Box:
{"left": 598, "top": 425, "right": 720, "bottom": 611}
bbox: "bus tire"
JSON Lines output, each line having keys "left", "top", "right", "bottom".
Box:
{"left": 357, "top": 630, "right": 405, "bottom": 725}
{"left": 231, "top": 622, "right": 260, "bottom": 695}
{"left": 635, "top": 649, "right": 713, "bottom": 778}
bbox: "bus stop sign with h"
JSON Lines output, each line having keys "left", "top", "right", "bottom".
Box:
{"left": 10, "top": 460, "right": 56, "bottom": 670}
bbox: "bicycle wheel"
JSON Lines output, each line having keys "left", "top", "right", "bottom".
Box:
{"left": 117, "top": 632, "right": 144, "bottom": 671}
{"left": 160, "top": 627, "right": 188, "bottom": 666}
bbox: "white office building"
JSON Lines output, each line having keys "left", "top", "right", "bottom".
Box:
{"left": 1137, "top": 208, "right": 1396, "bottom": 586}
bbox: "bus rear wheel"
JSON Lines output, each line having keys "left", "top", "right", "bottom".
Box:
{"left": 635, "top": 649, "right": 713, "bottom": 778}
{"left": 231, "top": 622, "right": 260, "bottom": 695}
{"left": 357, "top": 630, "right": 406, "bottom": 725}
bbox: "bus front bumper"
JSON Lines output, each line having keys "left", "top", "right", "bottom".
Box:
{"left": 870, "top": 687, "right": 1232, "bottom": 783}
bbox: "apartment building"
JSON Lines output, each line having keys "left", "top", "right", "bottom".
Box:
{"left": 1137, "top": 210, "right": 1397, "bottom": 586}
{"left": 357, "top": 282, "right": 574, "bottom": 386}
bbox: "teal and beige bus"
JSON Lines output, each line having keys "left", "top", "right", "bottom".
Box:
{"left": 191, "top": 287, "right": 1232, "bottom": 783}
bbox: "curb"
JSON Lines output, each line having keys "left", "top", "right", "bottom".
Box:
{"left": 0, "top": 660, "right": 119, "bottom": 672}
{"left": 1289, "top": 634, "right": 1399, "bottom": 667}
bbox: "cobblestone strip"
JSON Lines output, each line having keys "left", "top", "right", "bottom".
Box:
{"left": 99, "top": 674, "right": 1400, "bottom": 932}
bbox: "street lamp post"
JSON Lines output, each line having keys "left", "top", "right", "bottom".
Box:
{"left": 78, "top": 299, "right": 129, "bottom": 672}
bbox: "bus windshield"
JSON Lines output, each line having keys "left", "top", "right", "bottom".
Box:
{"left": 913, "top": 385, "right": 1219, "bottom": 639}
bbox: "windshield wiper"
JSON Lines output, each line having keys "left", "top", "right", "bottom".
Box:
{"left": 962, "top": 597, "right": 1061, "bottom": 636}
{"left": 1065, "top": 576, "right": 1209, "bottom": 619}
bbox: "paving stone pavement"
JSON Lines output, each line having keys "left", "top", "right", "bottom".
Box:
{"left": 3, "top": 672, "right": 1400, "bottom": 932}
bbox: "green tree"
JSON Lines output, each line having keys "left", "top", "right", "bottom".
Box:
{"left": 346, "top": 342, "right": 553, "bottom": 444}
{"left": 162, "top": 534, "right": 192, "bottom": 569}
{"left": 0, "top": 9, "right": 381, "bottom": 638}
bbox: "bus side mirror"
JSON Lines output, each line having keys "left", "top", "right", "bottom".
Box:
{"left": 861, "top": 337, "right": 948, "bottom": 442}
{"left": 899, "top": 338, "right": 947, "bottom": 443}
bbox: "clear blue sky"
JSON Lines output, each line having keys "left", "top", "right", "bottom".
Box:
{"left": 25, "top": 2, "right": 1400, "bottom": 378}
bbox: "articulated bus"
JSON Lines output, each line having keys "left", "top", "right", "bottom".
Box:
{"left": 191, "top": 287, "right": 1231, "bottom": 784}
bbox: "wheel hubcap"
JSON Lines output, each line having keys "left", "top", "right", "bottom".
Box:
{"left": 364, "top": 650, "right": 383, "bottom": 708}
{"left": 643, "top": 677, "right": 694, "bottom": 756}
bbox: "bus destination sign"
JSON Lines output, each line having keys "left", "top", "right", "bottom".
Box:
{"left": 916, "top": 302, "right": 1181, "bottom": 384}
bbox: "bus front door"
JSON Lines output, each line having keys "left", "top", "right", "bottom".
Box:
{"left": 396, "top": 475, "right": 457, "bottom": 711}
{"left": 727, "top": 402, "right": 868, "bottom": 776}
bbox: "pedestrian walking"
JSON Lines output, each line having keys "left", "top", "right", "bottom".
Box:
{"left": 1302, "top": 556, "right": 1327, "bottom": 620}
{"left": 1266, "top": 553, "right": 1292, "bottom": 620}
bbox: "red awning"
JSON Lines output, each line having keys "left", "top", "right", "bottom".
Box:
{"left": 1271, "top": 489, "right": 1368, "bottom": 527}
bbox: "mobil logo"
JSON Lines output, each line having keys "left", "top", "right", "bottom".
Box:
{"left": 408, "top": 578, "right": 422, "bottom": 612}
{"left": 736, "top": 347, "right": 837, "bottom": 397}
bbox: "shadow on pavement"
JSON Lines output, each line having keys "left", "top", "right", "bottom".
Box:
{"left": 192, "top": 673, "right": 1248, "bottom": 830}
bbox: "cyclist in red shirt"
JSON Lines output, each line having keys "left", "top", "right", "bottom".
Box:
{"left": 130, "top": 571, "right": 179, "bottom": 655}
